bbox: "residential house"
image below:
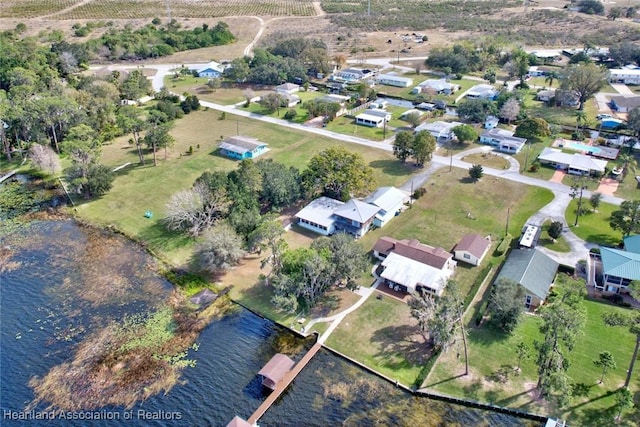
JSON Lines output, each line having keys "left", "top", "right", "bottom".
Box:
{"left": 364, "top": 108, "right": 392, "bottom": 121}
{"left": 294, "top": 197, "right": 344, "bottom": 236}
{"left": 413, "top": 79, "right": 460, "bottom": 95}
{"left": 609, "top": 68, "right": 640, "bottom": 85}
{"left": 599, "top": 245, "right": 640, "bottom": 294}
{"left": 376, "top": 74, "right": 414, "bottom": 88}
{"left": 363, "top": 186, "right": 409, "bottom": 228}
{"left": 355, "top": 112, "right": 385, "bottom": 128}
{"left": 196, "top": 61, "right": 226, "bottom": 78}
{"left": 537, "top": 147, "right": 608, "bottom": 176}
{"left": 333, "top": 67, "right": 374, "bottom": 83}
{"left": 416, "top": 102, "right": 436, "bottom": 111}
{"left": 453, "top": 234, "right": 491, "bottom": 266}
{"left": 624, "top": 234, "right": 640, "bottom": 253}
{"left": 536, "top": 89, "right": 555, "bottom": 103}
{"left": 400, "top": 109, "right": 424, "bottom": 121}
{"left": 370, "top": 99, "right": 389, "bottom": 109}
{"left": 279, "top": 93, "right": 301, "bottom": 108}
{"left": 373, "top": 237, "right": 457, "bottom": 296}
{"left": 609, "top": 95, "right": 640, "bottom": 113}
{"left": 527, "top": 66, "right": 546, "bottom": 77}
{"left": 527, "top": 49, "right": 562, "bottom": 63}
{"left": 465, "top": 84, "right": 498, "bottom": 100}
{"left": 316, "top": 94, "right": 351, "bottom": 117}
{"left": 332, "top": 199, "right": 380, "bottom": 238}
{"left": 484, "top": 115, "right": 499, "bottom": 129}
{"left": 479, "top": 128, "right": 527, "bottom": 154}
{"left": 219, "top": 136, "right": 268, "bottom": 160}
{"left": 275, "top": 82, "right": 300, "bottom": 95}
{"left": 415, "top": 120, "right": 464, "bottom": 143}
{"left": 495, "top": 248, "right": 559, "bottom": 310}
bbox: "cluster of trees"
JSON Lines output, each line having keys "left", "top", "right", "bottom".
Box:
{"left": 270, "top": 233, "right": 368, "bottom": 313}
{"left": 69, "top": 21, "right": 234, "bottom": 64}
{"left": 165, "top": 159, "right": 302, "bottom": 239}
{"left": 223, "top": 38, "right": 331, "bottom": 85}
{"left": 392, "top": 130, "right": 437, "bottom": 167}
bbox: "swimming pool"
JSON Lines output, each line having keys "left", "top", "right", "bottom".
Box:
{"left": 564, "top": 142, "right": 601, "bottom": 154}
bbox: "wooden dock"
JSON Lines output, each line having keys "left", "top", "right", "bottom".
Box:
{"left": 247, "top": 342, "right": 322, "bottom": 424}
{"left": 0, "top": 169, "right": 17, "bottom": 184}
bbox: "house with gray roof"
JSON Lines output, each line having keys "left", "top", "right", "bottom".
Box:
{"left": 415, "top": 120, "right": 464, "bottom": 143}
{"left": 465, "top": 84, "right": 498, "bottom": 100}
{"left": 609, "top": 95, "right": 640, "bottom": 113}
{"left": 537, "top": 147, "right": 607, "bottom": 176}
{"left": 599, "top": 244, "right": 640, "bottom": 295}
{"left": 364, "top": 187, "right": 409, "bottom": 228}
{"left": 495, "top": 248, "right": 559, "bottom": 310}
{"left": 219, "top": 136, "right": 268, "bottom": 160}
{"left": 373, "top": 236, "right": 456, "bottom": 296}
{"left": 479, "top": 128, "right": 527, "bottom": 154}
{"left": 332, "top": 199, "right": 380, "bottom": 238}
{"left": 413, "top": 79, "right": 460, "bottom": 95}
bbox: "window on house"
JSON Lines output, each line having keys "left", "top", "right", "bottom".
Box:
{"left": 463, "top": 253, "right": 471, "bottom": 259}
{"left": 525, "top": 295, "right": 532, "bottom": 309}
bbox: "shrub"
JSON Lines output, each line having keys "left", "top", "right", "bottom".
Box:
{"left": 495, "top": 234, "right": 513, "bottom": 256}
{"left": 412, "top": 187, "right": 427, "bottom": 199}
{"left": 283, "top": 109, "right": 297, "bottom": 120}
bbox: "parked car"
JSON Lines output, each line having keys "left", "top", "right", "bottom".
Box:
{"left": 596, "top": 113, "right": 612, "bottom": 120}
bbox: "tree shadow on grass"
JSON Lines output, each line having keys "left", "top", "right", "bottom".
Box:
{"left": 463, "top": 378, "right": 483, "bottom": 400}
{"left": 368, "top": 159, "right": 414, "bottom": 177}
{"left": 466, "top": 323, "right": 510, "bottom": 347}
{"left": 137, "top": 220, "right": 194, "bottom": 257}
{"left": 458, "top": 177, "right": 477, "bottom": 184}
{"left": 584, "top": 233, "right": 621, "bottom": 247}
{"left": 485, "top": 364, "right": 513, "bottom": 384}
{"left": 370, "top": 324, "right": 431, "bottom": 369}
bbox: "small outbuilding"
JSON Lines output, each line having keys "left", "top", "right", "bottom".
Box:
{"left": 258, "top": 354, "right": 295, "bottom": 390}
{"left": 453, "top": 234, "right": 491, "bottom": 266}
{"left": 189, "top": 289, "right": 218, "bottom": 306}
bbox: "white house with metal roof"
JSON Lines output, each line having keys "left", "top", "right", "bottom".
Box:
{"left": 355, "top": 112, "right": 385, "bottom": 128}
{"left": 415, "top": 121, "right": 464, "bottom": 143}
{"left": 413, "top": 79, "right": 460, "bottom": 95}
{"left": 479, "top": 128, "right": 527, "bottom": 154}
{"left": 609, "top": 68, "right": 640, "bottom": 85}
{"left": 465, "top": 84, "right": 498, "bottom": 100}
{"left": 376, "top": 73, "right": 414, "bottom": 88}
{"left": 364, "top": 187, "right": 409, "bottom": 228}
{"left": 294, "top": 197, "right": 344, "bottom": 236}
{"left": 537, "top": 147, "right": 607, "bottom": 176}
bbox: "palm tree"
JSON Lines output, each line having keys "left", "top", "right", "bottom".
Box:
{"left": 575, "top": 110, "right": 587, "bottom": 133}
{"left": 544, "top": 71, "right": 558, "bottom": 88}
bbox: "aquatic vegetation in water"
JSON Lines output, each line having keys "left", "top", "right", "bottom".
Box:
{"left": 28, "top": 293, "right": 232, "bottom": 411}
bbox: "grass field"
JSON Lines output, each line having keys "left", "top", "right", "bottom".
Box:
{"left": 425, "top": 296, "right": 639, "bottom": 425}
{"left": 538, "top": 220, "right": 571, "bottom": 253}
{"left": 77, "top": 108, "right": 416, "bottom": 265}
{"left": 165, "top": 75, "right": 272, "bottom": 105}
{"left": 461, "top": 152, "right": 511, "bottom": 170}
{"left": 326, "top": 295, "right": 426, "bottom": 387}
{"left": 565, "top": 200, "right": 624, "bottom": 247}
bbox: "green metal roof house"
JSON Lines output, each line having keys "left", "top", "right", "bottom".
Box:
{"left": 495, "top": 248, "right": 559, "bottom": 310}
{"left": 599, "top": 245, "right": 640, "bottom": 294}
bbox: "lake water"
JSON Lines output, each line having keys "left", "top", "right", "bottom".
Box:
{"left": 1, "top": 220, "right": 540, "bottom": 426}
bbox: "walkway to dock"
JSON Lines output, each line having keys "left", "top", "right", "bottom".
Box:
{"left": 247, "top": 342, "right": 322, "bottom": 425}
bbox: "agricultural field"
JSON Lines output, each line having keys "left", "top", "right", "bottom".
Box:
{"left": 0, "top": 0, "right": 81, "bottom": 18}
{"left": 1, "top": 0, "right": 318, "bottom": 20}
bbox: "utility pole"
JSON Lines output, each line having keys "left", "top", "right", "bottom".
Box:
{"left": 368, "top": 0, "right": 371, "bottom": 16}
{"left": 236, "top": 119, "right": 239, "bottom": 135}
{"left": 505, "top": 207, "right": 510, "bottom": 236}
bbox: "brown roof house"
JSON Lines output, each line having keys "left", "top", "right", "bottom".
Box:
{"left": 258, "top": 353, "right": 295, "bottom": 390}
{"left": 453, "top": 234, "right": 492, "bottom": 266}
{"left": 373, "top": 237, "right": 456, "bottom": 296}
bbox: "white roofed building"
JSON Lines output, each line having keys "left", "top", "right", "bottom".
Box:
{"left": 364, "top": 187, "right": 409, "bottom": 228}
{"left": 294, "top": 197, "right": 344, "bottom": 236}
{"left": 415, "top": 121, "right": 464, "bottom": 143}
{"left": 537, "top": 147, "right": 608, "bottom": 176}
{"left": 376, "top": 74, "right": 414, "bottom": 88}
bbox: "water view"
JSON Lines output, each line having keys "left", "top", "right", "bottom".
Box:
{"left": 1, "top": 220, "right": 540, "bottom": 426}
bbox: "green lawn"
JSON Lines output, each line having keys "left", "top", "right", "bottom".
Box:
{"left": 425, "top": 297, "right": 639, "bottom": 426}
{"left": 324, "top": 116, "right": 389, "bottom": 141}
{"left": 565, "top": 200, "right": 624, "bottom": 247}
{"left": 378, "top": 74, "right": 479, "bottom": 105}
{"left": 238, "top": 90, "right": 323, "bottom": 124}
{"left": 611, "top": 153, "right": 640, "bottom": 200}
{"left": 524, "top": 94, "right": 599, "bottom": 129}
{"left": 538, "top": 220, "right": 571, "bottom": 253}
{"left": 76, "top": 109, "right": 416, "bottom": 266}
{"left": 165, "top": 75, "right": 271, "bottom": 105}
{"left": 326, "top": 295, "right": 426, "bottom": 387}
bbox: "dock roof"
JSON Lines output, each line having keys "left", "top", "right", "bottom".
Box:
{"left": 258, "top": 354, "right": 295, "bottom": 390}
